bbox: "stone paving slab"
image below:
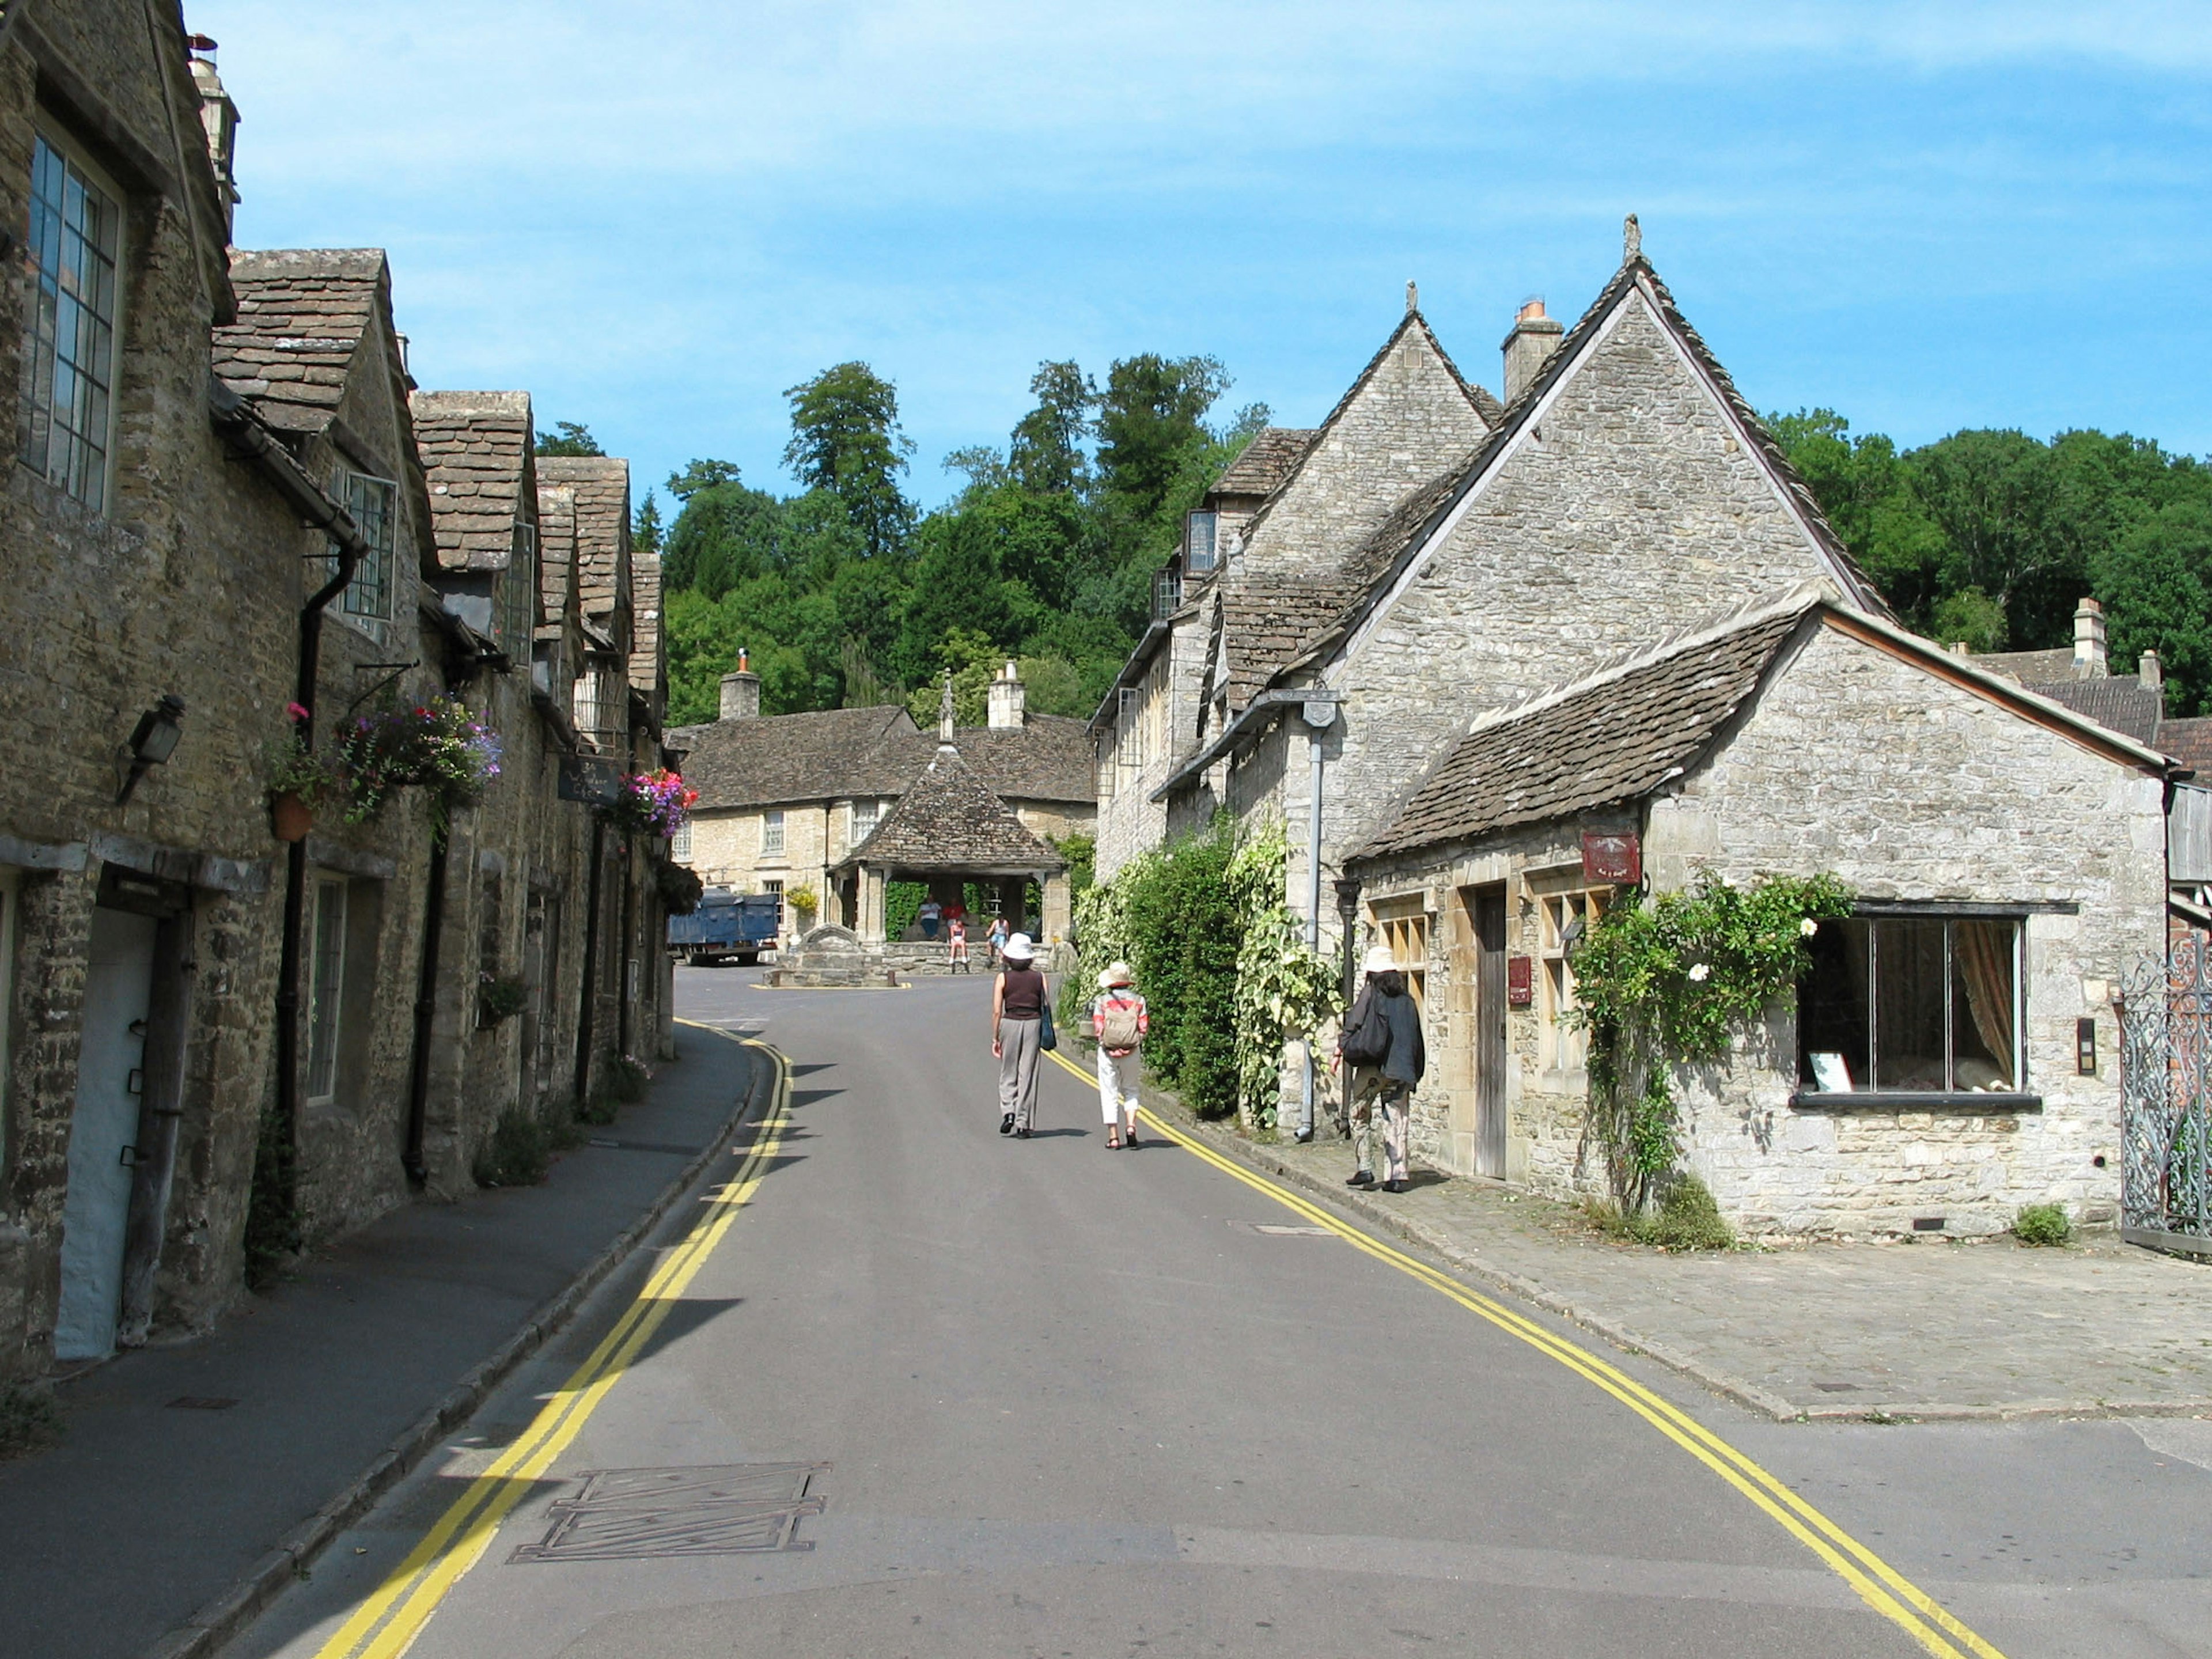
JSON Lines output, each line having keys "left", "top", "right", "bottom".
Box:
{"left": 1150, "top": 1094, "right": 2212, "bottom": 1423}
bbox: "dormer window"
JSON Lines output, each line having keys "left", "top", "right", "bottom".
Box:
{"left": 20, "top": 130, "right": 123, "bottom": 512}
{"left": 1185, "top": 510, "right": 1218, "bottom": 575}
{"left": 1152, "top": 566, "right": 1181, "bottom": 620}
{"left": 328, "top": 468, "right": 397, "bottom": 640}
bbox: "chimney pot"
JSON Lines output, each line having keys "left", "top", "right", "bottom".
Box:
{"left": 1501, "top": 297, "right": 1565, "bottom": 406}
{"left": 719, "top": 653, "right": 761, "bottom": 721}
{"left": 190, "top": 51, "right": 240, "bottom": 241}
{"left": 988, "top": 661, "right": 1027, "bottom": 729}
{"left": 2073, "top": 597, "right": 2108, "bottom": 679}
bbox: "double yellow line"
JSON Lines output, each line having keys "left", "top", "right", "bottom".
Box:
{"left": 312, "top": 1037, "right": 790, "bottom": 1659}
{"left": 1044, "top": 1046, "right": 2002, "bottom": 1659}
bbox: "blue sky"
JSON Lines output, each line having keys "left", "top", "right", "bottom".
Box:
{"left": 194, "top": 2, "right": 2212, "bottom": 515}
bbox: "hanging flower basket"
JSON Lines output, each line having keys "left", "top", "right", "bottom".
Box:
{"left": 270, "top": 792, "right": 315, "bottom": 842}
{"left": 263, "top": 707, "right": 335, "bottom": 842}
{"left": 597, "top": 768, "right": 697, "bottom": 838}
{"left": 329, "top": 695, "right": 502, "bottom": 827}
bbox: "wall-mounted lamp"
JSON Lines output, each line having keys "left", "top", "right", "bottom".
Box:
{"left": 1334, "top": 874, "right": 1363, "bottom": 1005}
{"left": 116, "top": 694, "right": 186, "bottom": 804}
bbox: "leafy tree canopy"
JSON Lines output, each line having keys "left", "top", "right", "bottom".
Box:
{"left": 535, "top": 420, "right": 604, "bottom": 457}
{"left": 783, "top": 361, "right": 916, "bottom": 560}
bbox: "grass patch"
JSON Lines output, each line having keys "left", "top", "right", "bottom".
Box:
{"left": 472, "top": 1107, "right": 552, "bottom": 1188}
{"left": 0, "top": 1382, "right": 62, "bottom": 1461}
{"left": 2013, "top": 1202, "right": 2073, "bottom": 1247}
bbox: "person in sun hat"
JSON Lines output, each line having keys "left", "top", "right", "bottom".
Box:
{"left": 1089, "top": 960, "right": 1149, "bottom": 1149}
{"left": 991, "top": 931, "right": 1049, "bottom": 1137}
{"left": 1335, "top": 942, "right": 1426, "bottom": 1192}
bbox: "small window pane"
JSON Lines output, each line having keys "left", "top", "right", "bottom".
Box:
{"left": 1187, "top": 511, "right": 1218, "bottom": 574}
{"left": 1873, "top": 919, "right": 1948, "bottom": 1091}
{"left": 1951, "top": 921, "right": 2017, "bottom": 1089}
{"left": 1798, "top": 918, "right": 1871, "bottom": 1091}
{"left": 306, "top": 879, "right": 347, "bottom": 1100}
{"left": 762, "top": 810, "right": 785, "bottom": 858}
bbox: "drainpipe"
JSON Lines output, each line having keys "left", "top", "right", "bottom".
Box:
{"left": 211, "top": 380, "right": 365, "bottom": 1235}
{"left": 402, "top": 828, "right": 449, "bottom": 1185}
{"left": 573, "top": 816, "right": 607, "bottom": 1107}
{"left": 618, "top": 830, "right": 635, "bottom": 1060}
{"left": 1298, "top": 698, "right": 1338, "bottom": 1143}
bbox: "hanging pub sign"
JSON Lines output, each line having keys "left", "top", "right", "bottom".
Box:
{"left": 1581, "top": 830, "right": 1641, "bottom": 885}
{"left": 1506, "top": 955, "right": 1534, "bottom": 1007}
{"left": 558, "top": 754, "right": 625, "bottom": 808}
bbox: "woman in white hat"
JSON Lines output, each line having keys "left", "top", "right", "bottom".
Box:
{"left": 990, "top": 932, "right": 1048, "bottom": 1137}
{"left": 1335, "top": 943, "right": 1426, "bottom": 1192}
{"left": 1089, "top": 961, "right": 1148, "bottom": 1149}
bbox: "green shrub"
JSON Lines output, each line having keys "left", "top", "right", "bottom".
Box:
{"left": 607, "top": 1055, "right": 650, "bottom": 1104}
{"left": 577, "top": 1088, "right": 620, "bottom": 1126}
{"left": 473, "top": 1108, "right": 551, "bottom": 1188}
{"left": 2014, "top": 1202, "right": 2073, "bottom": 1247}
{"left": 477, "top": 974, "right": 529, "bottom": 1027}
{"left": 1121, "top": 820, "right": 1242, "bottom": 1117}
{"left": 1628, "top": 1175, "right": 1736, "bottom": 1251}
{"left": 0, "top": 1382, "right": 60, "bottom": 1461}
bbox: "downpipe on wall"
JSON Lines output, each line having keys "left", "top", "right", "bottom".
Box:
{"left": 1298, "top": 698, "right": 1338, "bottom": 1143}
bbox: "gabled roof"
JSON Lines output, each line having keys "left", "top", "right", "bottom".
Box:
{"left": 411, "top": 392, "right": 532, "bottom": 573}
{"left": 1358, "top": 604, "right": 1809, "bottom": 860}
{"left": 2160, "top": 717, "right": 2212, "bottom": 777}
{"left": 1215, "top": 576, "right": 1365, "bottom": 713}
{"left": 671, "top": 707, "right": 921, "bottom": 810}
{"left": 537, "top": 457, "right": 631, "bottom": 630}
{"left": 212, "top": 250, "right": 387, "bottom": 434}
{"left": 838, "top": 744, "right": 1064, "bottom": 876}
{"left": 1273, "top": 256, "right": 1892, "bottom": 697}
{"left": 630, "top": 551, "right": 664, "bottom": 699}
{"left": 2035, "top": 677, "right": 2164, "bottom": 745}
{"left": 877, "top": 715, "right": 1095, "bottom": 805}
{"left": 1211, "top": 427, "right": 1319, "bottom": 499}
{"left": 1974, "top": 646, "right": 2077, "bottom": 684}
{"left": 535, "top": 482, "right": 579, "bottom": 631}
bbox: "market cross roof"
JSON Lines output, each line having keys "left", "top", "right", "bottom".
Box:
{"left": 837, "top": 743, "right": 1065, "bottom": 876}
{"left": 1357, "top": 604, "right": 1809, "bottom": 860}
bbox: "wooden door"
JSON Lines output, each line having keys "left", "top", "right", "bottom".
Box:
{"left": 1473, "top": 884, "right": 1508, "bottom": 1179}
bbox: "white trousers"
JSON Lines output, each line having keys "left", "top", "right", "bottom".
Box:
{"left": 1098, "top": 1048, "right": 1142, "bottom": 1124}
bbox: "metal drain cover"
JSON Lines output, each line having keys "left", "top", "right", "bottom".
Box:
{"left": 510, "top": 1463, "right": 828, "bottom": 1562}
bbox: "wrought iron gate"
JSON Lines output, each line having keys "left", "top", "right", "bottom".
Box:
{"left": 2120, "top": 934, "right": 2212, "bottom": 1255}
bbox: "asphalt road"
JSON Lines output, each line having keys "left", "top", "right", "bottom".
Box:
{"left": 230, "top": 967, "right": 2212, "bottom": 1659}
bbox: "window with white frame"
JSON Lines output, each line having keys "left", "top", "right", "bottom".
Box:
{"left": 1798, "top": 914, "right": 2022, "bottom": 1095}
{"left": 1371, "top": 896, "right": 1429, "bottom": 1012}
{"left": 762, "top": 878, "right": 783, "bottom": 926}
{"left": 669, "top": 819, "right": 692, "bottom": 862}
{"left": 20, "top": 129, "right": 123, "bottom": 512}
{"left": 761, "top": 809, "right": 785, "bottom": 859}
{"left": 1186, "top": 510, "right": 1218, "bottom": 575}
{"left": 850, "top": 797, "right": 879, "bottom": 843}
{"left": 499, "top": 520, "right": 536, "bottom": 657}
{"left": 1536, "top": 884, "right": 1610, "bottom": 1074}
{"left": 305, "top": 876, "right": 349, "bottom": 1103}
{"left": 327, "top": 468, "right": 398, "bottom": 638}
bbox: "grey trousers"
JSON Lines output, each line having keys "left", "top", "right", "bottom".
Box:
{"left": 998, "top": 1016, "right": 1043, "bottom": 1130}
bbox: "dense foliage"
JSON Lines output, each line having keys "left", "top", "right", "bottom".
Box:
{"left": 1569, "top": 874, "right": 1852, "bottom": 1211}
{"left": 658, "top": 355, "right": 1266, "bottom": 728}
{"left": 1770, "top": 411, "right": 2212, "bottom": 712}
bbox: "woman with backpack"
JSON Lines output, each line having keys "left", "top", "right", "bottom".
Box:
{"left": 1090, "top": 961, "right": 1149, "bottom": 1149}
{"left": 1336, "top": 944, "right": 1426, "bottom": 1192}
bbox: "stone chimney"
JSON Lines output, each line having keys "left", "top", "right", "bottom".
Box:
{"left": 719, "top": 647, "right": 760, "bottom": 721}
{"left": 987, "top": 660, "right": 1026, "bottom": 729}
{"left": 2141, "top": 648, "right": 2163, "bottom": 691}
{"left": 2073, "top": 599, "right": 2108, "bottom": 679}
{"left": 187, "top": 37, "right": 240, "bottom": 244}
{"left": 1501, "top": 298, "right": 1564, "bottom": 406}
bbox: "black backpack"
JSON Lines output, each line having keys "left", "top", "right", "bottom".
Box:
{"left": 1340, "top": 990, "right": 1391, "bottom": 1066}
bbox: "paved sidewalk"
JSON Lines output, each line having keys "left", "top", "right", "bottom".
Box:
{"left": 0, "top": 1027, "right": 770, "bottom": 1659}
{"left": 1149, "top": 1091, "right": 2212, "bottom": 1423}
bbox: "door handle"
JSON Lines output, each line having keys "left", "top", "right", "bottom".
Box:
{"left": 119, "top": 1145, "right": 142, "bottom": 1167}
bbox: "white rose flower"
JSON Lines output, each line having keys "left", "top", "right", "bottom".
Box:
{"left": 1800, "top": 918, "right": 1820, "bottom": 937}
{"left": 1687, "top": 962, "right": 1711, "bottom": 982}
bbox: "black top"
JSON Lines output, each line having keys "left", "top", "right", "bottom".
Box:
{"left": 1346, "top": 983, "right": 1426, "bottom": 1086}
{"left": 1001, "top": 966, "right": 1046, "bottom": 1018}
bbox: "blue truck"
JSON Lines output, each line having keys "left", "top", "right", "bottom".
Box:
{"left": 668, "top": 889, "right": 782, "bottom": 965}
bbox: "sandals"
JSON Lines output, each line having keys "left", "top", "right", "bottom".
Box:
{"left": 1105, "top": 1134, "right": 1120, "bottom": 1149}
{"left": 1124, "top": 1129, "right": 1141, "bottom": 1148}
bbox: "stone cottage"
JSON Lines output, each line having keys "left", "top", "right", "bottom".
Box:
{"left": 0, "top": 10, "right": 665, "bottom": 1377}
{"left": 1345, "top": 589, "right": 2175, "bottom": 1235}
{"left": 673, "top": 660, "right": 1092, "bottom": 944}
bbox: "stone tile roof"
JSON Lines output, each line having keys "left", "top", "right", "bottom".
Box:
{"left": 1211, "top": 427, "right": 1318, "bottom": 499}
{"left": 876, "top": 715, "right": 1095, "bottom": 804}
{"left": 1357, "top": 606, "right": 1808, "bottom": 861}
{"left": 535, "top": 482, "right": 578, "bottom": 631}
{"left": 1216, "top": 577, "right": 1365, "bottom": 712}
{"left": 629, "top": 550, "right": 663, "bottom": 696}
{"left": 2035, "top": 676, "right": 2165, "bottom": 745}
{"left": 2160, "top": 717, "right": 2212, "bottom": 777}
{"left": 537, "top": 457, "right": 630, "bottom": 629}
{"left": 1974, "top": 646, "right": 2077, "bottom": 684}
{"left": 671, "top": 707, "right": 922, "bottom": 810}
{"left": 839, "top": 744, "right": 1064, "bottom": 876}
{"left": 212, "top": 249, "right": 386, "bottom": 434}
{"left": 410, "top": 392, "right": 531, "bottom": 574}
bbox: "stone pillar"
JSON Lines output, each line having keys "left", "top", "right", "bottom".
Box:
{"left": 1041, "top": 872, "right": 1071, "bottom": 948}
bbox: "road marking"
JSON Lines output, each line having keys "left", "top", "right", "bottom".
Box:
{"left": 1042, "top": 1046, "right": 2003, "bottom": 1659}
{"left": 310, "top": 1033, "right": 789, "bottom": 1659}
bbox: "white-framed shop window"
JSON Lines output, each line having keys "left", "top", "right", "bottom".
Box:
{"left": 20, "top": 126, "right": 124, "bottom": 512}
{"left": 761, "top": 809, "right": 785, "bottom": 859}
{"left": 305, "top": 876, "right": 348, "bottom": 1103}
{"left": 1370, "top": 895, "right": 1429, "bottom": 1012}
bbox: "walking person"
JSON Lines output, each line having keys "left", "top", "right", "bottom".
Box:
{"left": 918, "top": 896, "right": 943, "bottom": 942}
{"left": 947, "top": 913, "right": 969, "bottom": 972}
{"left": 991, "top": 933, "right": 1048, "bottom": 1138}
{"left": 987, "top": 913, "right": 1010, "bottom": 969}
{"left": 1336, "top": 944, "right": 1426, "bottom": 1192}
{"left": 1090, "top": 961, "right": 1148, "bottom": 1149}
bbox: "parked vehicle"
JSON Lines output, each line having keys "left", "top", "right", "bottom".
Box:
{"left": 668, "top": 889, "right": 782, "bottom": 965}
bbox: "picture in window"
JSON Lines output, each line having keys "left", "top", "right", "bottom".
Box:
{"left": 21, "top": 131, "right": 122, "bottom": 510}
{"left": 1798, "top": 916, "right": 2018, "bottom": 1093}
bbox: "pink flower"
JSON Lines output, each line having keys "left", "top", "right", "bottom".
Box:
{"left": 286, "top": 701, "right": 310, "bottom": 722}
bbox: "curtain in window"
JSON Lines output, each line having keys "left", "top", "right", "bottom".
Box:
{"left": 1953, "top": 920, "right": 2016, "bottom": 1087}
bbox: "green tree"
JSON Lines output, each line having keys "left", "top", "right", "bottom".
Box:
{"left": 783, "top": 362, "right": 916, "bottom": 559}
{"left": 2097, "top": 499, "right": 2212, "bottom": 714}
{"left": 535, "top": 421, "right": 604, "bottom": 457}
{"left": 631, "top": 490, "right": 664, "bottom": 560}
{"left": 1009, "top": 359, "right": 1094, "bottom": 497}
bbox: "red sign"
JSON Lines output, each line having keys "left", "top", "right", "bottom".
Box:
{"left": 1582, "top": 831, "right": 1641, "bottom": 885}
{"left": 1507, "top": 955, "right": 1533, "bottom": 1006}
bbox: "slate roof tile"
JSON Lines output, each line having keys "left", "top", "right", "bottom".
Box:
{"left": 2034, "top": 677, "right": 2165, "bottom": 745}
{"left": 2159, "top": 716, "right": 2212, "bottom": 777}
{"left": 537, "top": 457, "right": 630, "bottom": 627}
{"left": 535, "top": 482, "right": 578, "bottom": 630}
{"left": 1211, "top": 427, "right": 1318, "bottom": 499}
{"left": 839, "top": 744, "right": 1064, "bottom": 875}
{"left": 410, "top": 391, "right": 532, "bottom": 574}
{"left": 211, "top": 249, "right": 385, "bottom": 434}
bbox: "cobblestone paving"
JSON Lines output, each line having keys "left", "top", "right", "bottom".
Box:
{"left": 1161, "top": 1104, "right": 2212, "bottom": 1422}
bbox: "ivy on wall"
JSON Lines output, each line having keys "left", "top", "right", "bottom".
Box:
{"left": 1568, "top": 873, "right": 1852, "bottom": 1211}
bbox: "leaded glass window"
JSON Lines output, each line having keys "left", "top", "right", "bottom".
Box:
{"left": 20, "top": 131, "right": 122, "bottom": 511}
